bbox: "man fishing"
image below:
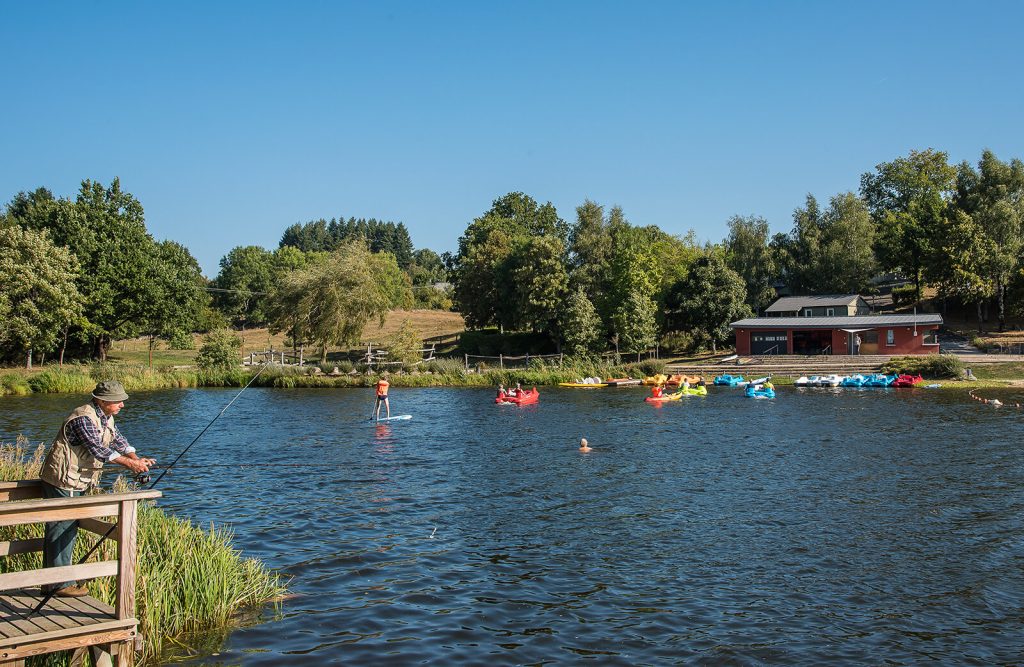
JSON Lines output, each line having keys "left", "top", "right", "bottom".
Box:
{"left": 38, "top": 380, "right": 156, "bottom": 597}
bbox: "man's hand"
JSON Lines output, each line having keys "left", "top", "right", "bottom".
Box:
{"left": 114, "top": 455, "right": 152, "bottom": 474}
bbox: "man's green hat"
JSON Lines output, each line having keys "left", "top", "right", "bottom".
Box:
{"left": 92, "top": 380, "right": 129, "bottom": 402}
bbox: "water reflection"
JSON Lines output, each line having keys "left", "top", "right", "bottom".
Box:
{"left": 2, "top": 387, "right": 1024, "bottom": 663}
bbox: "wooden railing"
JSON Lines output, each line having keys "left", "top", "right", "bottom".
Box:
{"left": 0, "top": 481, "right": 161, "bottom": 666}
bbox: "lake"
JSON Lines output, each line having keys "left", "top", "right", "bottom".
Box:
{"left": 2, "top": 385, "right": 1023, "bottom": 664}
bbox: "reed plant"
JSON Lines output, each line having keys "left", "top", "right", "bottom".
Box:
{"left": 0, "top": 354, "right": 674, "bottom": 395}
{"left": 0, "top": 439, "right": 286, "bottom": 665}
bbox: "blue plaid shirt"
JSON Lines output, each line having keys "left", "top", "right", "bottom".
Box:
{"left": 66, "top": 402, "right": 136, "bottom": 462}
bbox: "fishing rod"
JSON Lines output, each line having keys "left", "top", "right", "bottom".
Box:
{"left": 27, "top": 363, "right": 270, "bottom": 618}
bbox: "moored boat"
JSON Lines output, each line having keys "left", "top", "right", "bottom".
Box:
{"left": 713, "top": 374, "right": 744, "bottom": 386}
{"left": 745, "top": 382, "right": 776, "bottom": 399}
{"left": 840, "top": 374, "right": 867, "bottom": 387}
{"left": 893, "top": 373, "right": 924, "bottom": 387}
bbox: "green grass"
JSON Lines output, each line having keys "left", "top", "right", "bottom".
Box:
{"left": 0, "top": 438, "right": 287, "bottom": 665}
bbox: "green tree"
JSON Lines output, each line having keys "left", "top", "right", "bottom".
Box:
{"left": 815, "top": 193, "right": 878, "bottom": 294}
{"left": 949, "top": 150, "right": 1024, "bottom": 331}
{"left": 599, "top": 222, "right": 672, "bottom": 357}
{"left": 0, "top": 226, "right": 84, "bottom": 366}
{"left": 559, "top": 288, "right": 603, "bottom": 356}
{"left": 7, "top": 178, "right": 161, "bottom": 360}
{"left": 195, "top": 328, "right": 242, "bottom": 371}
{"left": 568, "top": 200, "right": 613, "bottom": 303}
{"left": 507, "top": 235, "right": 569, "bottom": 333}
{"left": 452, "top": 192, "right": 567, "bottom": 336}
{"left": 666, "top": 252, "right": 752, "bottom": 353}
{"left": 212, "top": 246, "right": 275, "bottom": 328}
{"left": 610, "top": 288, "right": 658, "bottom": 359}
{"left": 138, "top": 241, "right": 208, "bottom": 367}
{"left": 724, "top": 215, "right": 777, "bottom": 313}
{"left": 268, "top": 241, "right": 413, "bottom": 363}
{"left": 937, "top": 208, "right": 997, "bottom": 331}
{"left": 860, "top": 149, "right": 957, "bottom": 298}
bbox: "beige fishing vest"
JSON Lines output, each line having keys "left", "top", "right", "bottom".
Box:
{"left": 40, "top": 403, "right": 115, "bottom": 492}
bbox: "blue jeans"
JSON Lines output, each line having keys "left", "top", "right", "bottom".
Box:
{"left": 42, "top": 481, "right": 82, "bottom": 591}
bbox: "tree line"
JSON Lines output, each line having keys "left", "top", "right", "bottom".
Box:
{"left": 2, "top": 146, "right": 1021, "bottom": 366}
{"left": 0, "top": 182, "right": 443, "bottom": 366}
{"left": 452, "top": 148, "right": 1024, "bottom": 357}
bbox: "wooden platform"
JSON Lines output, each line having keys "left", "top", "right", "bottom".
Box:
{"left": 0, "top": 591, "right": 136, "bottom": 663}
{"left": 0, "top": 481, "right": 161, "bottom": 666}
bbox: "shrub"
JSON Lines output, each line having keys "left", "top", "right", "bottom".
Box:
{"left": 385, "top": 320, "right": 424, "bottom": 366}
{"left": 891, "top": 284, "right": 918, "bottom": 308}
{"left": 881, "top": 354, "right": 964, "bottom": 379}
{"left": 168, "top": 330, "right": 196, "bottom": 350}
{"left": 660, "top": 330, "right": 698, "bottom": 354}
{"left": 195, "top": 329, "right": 243, "bottom": 371}
{"left": 632, "top": 359, "right": 667, "bottom": 377}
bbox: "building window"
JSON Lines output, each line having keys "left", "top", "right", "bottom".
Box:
{"left": 826, "top": 308, "right": 835, "bottom": 316}
{"left": 804, "top": 308, "right": 812, "bottom": 317}
{"left": 923, "top": 330, "right": 939, "bottom": 345}
{"left": 886, "top": 329, "right": 895, "bottom": 346}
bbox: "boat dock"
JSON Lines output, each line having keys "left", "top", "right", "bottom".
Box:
{"left": 0, "top": 481, "right": 160, "bottom": 666}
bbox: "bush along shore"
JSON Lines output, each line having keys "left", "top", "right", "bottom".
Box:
{"left": 0, "top": 438, "right": 287, "bottom": 666}
{"left": 0, "top": 358, "right": 673, "bottom": 396}
{"left": 1, "top": 355, "right": 1018, "bottom": 397}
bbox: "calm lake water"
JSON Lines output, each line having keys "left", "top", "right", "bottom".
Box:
{"left": 2, "top": 386, "right": 1023, "bottom": 665}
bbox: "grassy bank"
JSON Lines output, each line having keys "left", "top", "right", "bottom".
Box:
{"left": 0, "top": 358, "right": 671, "bottom": 396}
{"left": 0, "top": 438, "right": 286, "bottom": 665}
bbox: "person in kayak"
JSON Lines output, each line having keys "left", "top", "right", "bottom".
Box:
{"left": 651, "top": 384, "right": 664, "bottom": 398}
{"left": 497, "top": 384, "right": 507, "bottom": 400}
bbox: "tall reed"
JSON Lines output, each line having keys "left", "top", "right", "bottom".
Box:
{"left": 0, "top": 439, "right": 286, "bottom": 665}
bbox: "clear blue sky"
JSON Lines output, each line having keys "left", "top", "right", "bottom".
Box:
{"left": 3, "top": 1, "right": 1022, "bottom": 277}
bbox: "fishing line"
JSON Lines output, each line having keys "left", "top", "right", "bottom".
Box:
{"left": 26, "top": 362, "right": 270, "bottom": 618}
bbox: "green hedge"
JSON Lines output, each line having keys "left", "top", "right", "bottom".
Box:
{"left": 881, "top": 354, "right": 965, "bottom": 379}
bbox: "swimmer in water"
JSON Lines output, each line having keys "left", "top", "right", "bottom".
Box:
{"left": 579, "top": 438, "right": 592, "bottom": 452}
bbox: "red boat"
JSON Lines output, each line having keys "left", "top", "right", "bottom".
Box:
{"left": 496, "top": 387, "right": 539, "bottom": 405}
{"left": 893, "top": 374, "right": 924, "bottom": 387}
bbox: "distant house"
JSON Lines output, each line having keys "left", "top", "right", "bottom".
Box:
{"left": 732, "top": 295, "right": 941, "bottom": 355}
{"left": 764, "top": 294, "right": 871, "bottom": 318}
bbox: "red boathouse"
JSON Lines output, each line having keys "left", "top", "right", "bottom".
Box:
{"left": 731, "top": 313, "right": 942, "bottom": 356}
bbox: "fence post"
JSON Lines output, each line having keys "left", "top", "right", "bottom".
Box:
{"left": 559, "top": 353, "right": 563, "bottom": 367}
{"left": 465, "top": 354, "right": 469, "bottom": 371}
{"left": 499, "top": 354, "right": 503, "bottom": 369}
{"left": 526, "top": 353, "right": 530, "bottom": 366}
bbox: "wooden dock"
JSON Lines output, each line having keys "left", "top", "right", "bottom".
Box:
{"left": 0, "top": 480, "right": 161, "bottom": 666}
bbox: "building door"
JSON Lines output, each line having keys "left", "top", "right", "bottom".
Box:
{"left": 750, "top": 332, "right": 787, "bottom": 355}
{"left": 792, "top": 329, "right": 833, "bottom": 355}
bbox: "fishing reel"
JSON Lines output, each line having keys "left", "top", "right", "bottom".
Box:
{"left": 135, "top": 472, "right": 152, "bottom": 485}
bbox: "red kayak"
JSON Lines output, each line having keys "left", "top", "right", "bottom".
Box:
{"left": 496, "top": 388, "right": 539, "bottom": 405}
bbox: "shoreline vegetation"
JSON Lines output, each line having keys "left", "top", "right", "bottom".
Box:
{"left": 0, "top": 438, "right": 287, "bottom": 666}
{"left": 1, "top": 355, "right": 1021, "bottom": 396}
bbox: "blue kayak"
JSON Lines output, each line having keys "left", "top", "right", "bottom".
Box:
{"left": 714, "top": 374, "right": 745, "bottom": 386}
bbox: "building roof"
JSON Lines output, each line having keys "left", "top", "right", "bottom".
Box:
{"left": 764, "top": 294, "right": 864, "bottom": 312}
{"left": 731, "top": 314, "right": 943, "bottom": 329}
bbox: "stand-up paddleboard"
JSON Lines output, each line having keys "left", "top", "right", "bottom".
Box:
{"left": 373, "top": 414, "right": 412, "bottom": 422}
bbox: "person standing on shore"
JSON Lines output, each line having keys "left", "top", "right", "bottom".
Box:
{"left": 374, "top": 374, "right": 391, "bottom": 420}
{"left": 38, "top": 381, "right": 156, "bottom": 597}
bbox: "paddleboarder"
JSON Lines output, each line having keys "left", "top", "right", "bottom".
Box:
{"left": 374, "top": 373, "right": 390, "bottom": 420}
